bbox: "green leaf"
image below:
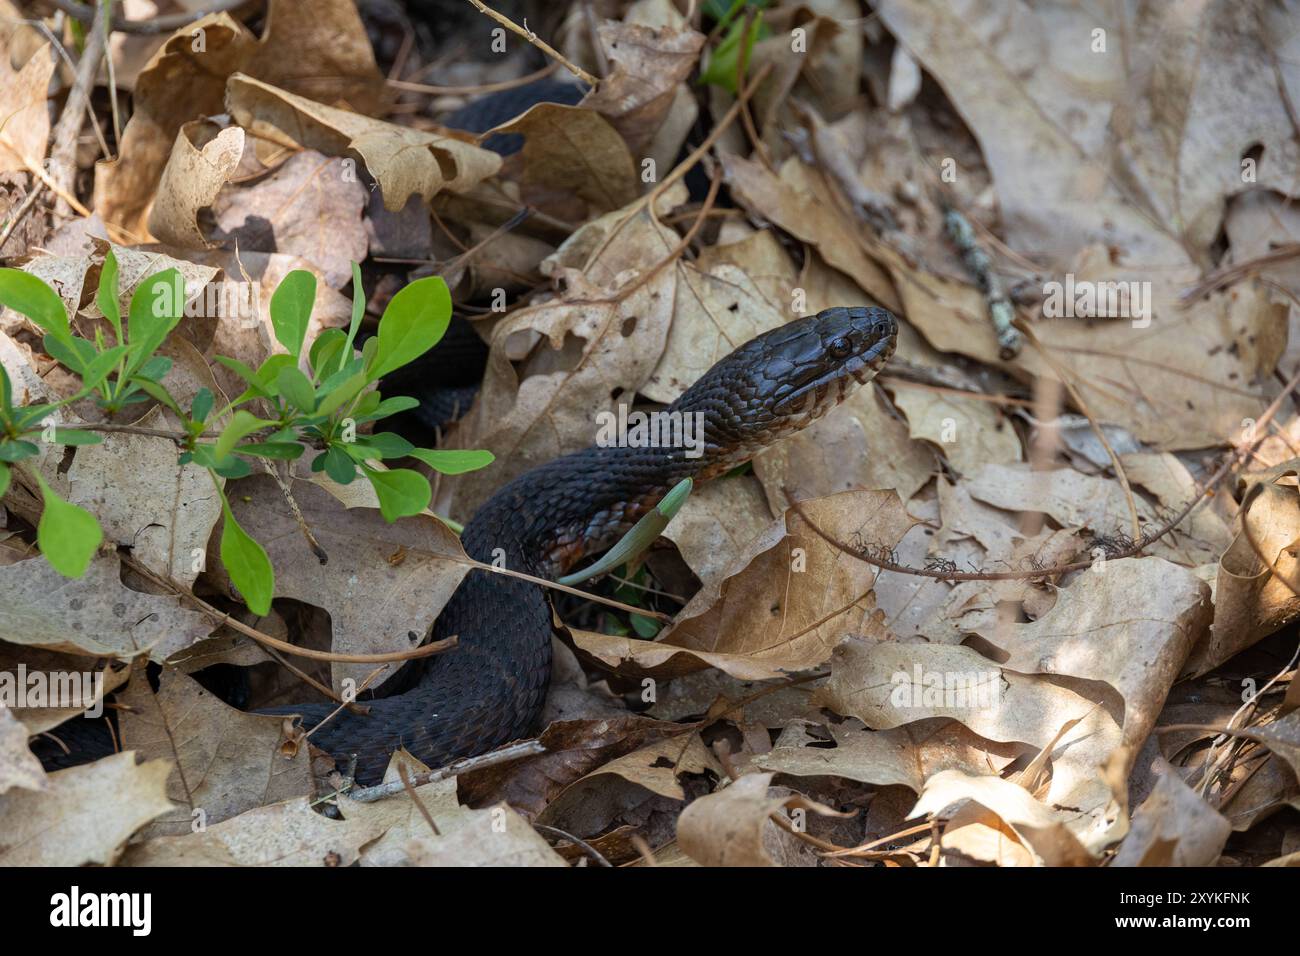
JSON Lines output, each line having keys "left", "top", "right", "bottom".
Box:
{"left": 351, "top": 390, "right": 381, "bottom": 418}
{"left": 14, "top": 402, "right": 56, "bottom": 430}
{"left": 134, "top": 355, "right": 173, "bottom": 382}
{"left": 341, "top": 262, "right": 365, "bottom": 373}
{"left": 408, "top": 448, "right": 495, "bottom": 475}
{"left": 134, "top": 378, "right": 186, "bottom": 416}
{"left": 367, "top": 276, "right": 451, "bottom": 382}
{"left": 80, "top": 344, "right": 130, "bottom": 391}
{"left": 191, "top": 387, "right": 214, "bottom": 423}
{"left": 254, "top": 353, "right": 297, "bottom": 391}
{"left": 263, "top": 425, "right": 300, "bottom": 443}
{"left": 50, "top": 428, "right": 102, "bottom": 446}
{"left": 218, "top": 489, "right": 273, "bottom": 615}
{"left": 315, "top": 369, "right": 369, "bottom": 417}
{"left": 213, "top": 355, "right": 266, "bottom": 392}
{"left": 215, "top": 457, "right": 253, "bottom": 479}
{"left": 354, "top": 394, "right": 420, "bottom": 423}
{"left": 214, "top": 410, "right": 269, "bottom": 461}
{"left": 358, "top": 431, "right": 414, "bottom": 460}
{"left": 97, "top": 248, "right": 123, "bottom": 343}
{"left": 309, "top": 327, "right": 347, "bottom": 378}
{"left": 0, "top": 439, "right": 39, "bottom": 462}
{"left": 215, "top": 353, "right": 296, "bottom": 407}
{"left": 0, "top": 268, "right": 73, "bottom": 350}
{"left": 276, "top": 365, "right": 317, "bottom": 413}
{"left": 0, "top": 362, "right": 10, "bottom": 412}
{"left": 35, "top": 472, "right": 103, "bottom": 577}
{"left": 698, "top": 6, "right": 770, "bottom": 94}
{"left": 269, "top": 269, "right": 316, "bottom": 358}
{"left": 317, "top": 358, "right": 364, "bottom": 399}
{"left": 557, "top": 477, "right": 693, "bottom": 586}
{"left": 630, "top": 613, "right": 661, "bottom": 638}
{"left": 190, "top": 444, "right": 254, "bottom": 479}
{"left": 42, "top": 333, "right": 96, "bottom": 376}
{"left": 363, "top": 466, "right": 431, "bottom": 522}
{"left": 0, "top": 462, "right": 9, "bottom": 497}
{"left": 237, "top": 441, "right": 304, "bottom": 460}
{"left": 320, "top": 445, "right": 357, "bottom": 484}
{"left": 126, "top": 269, "right": 185, "bottom": 374}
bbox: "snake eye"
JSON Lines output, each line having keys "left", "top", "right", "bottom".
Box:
{"left": 829, "top": 336, "right": 853, "bottom": 359}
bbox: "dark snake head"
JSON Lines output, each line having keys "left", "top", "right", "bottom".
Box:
{"left": 764, "top": 306, "right": 898, "bottom": 418}
{"left": 671, "top": 306, "right": 899, "bottom": 474}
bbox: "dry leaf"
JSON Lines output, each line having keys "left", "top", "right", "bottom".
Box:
{"left": 122, "top": 795, "right": 386, "bottom": 866}
{"left": 219, "top": 475, "right": 470, "bottom": 692}
{"left": 95, "top": 0, "right": 384, "bottom": 236}
{"left": 226, "top": 74, "right": 502, "bottom": 212}
{"left": 0, "top": 752, "right": 174, "bottom": 865}
{"left": 148, "top": 122, "right": 245, "bottom": 249}
{"left": 36, "top": 407, "right": 222, "bottom": 588}
{"left": 580, "top": 21, "right": 706, "bottom": 157}
{"left": 207, "top": 150, "right": 372, "bottom": 286}
{"left": 490, "top": 103, "right": 638, "bottom": 218}
{"left": 0, "top": 707, "right": 45, "bottom": 795}
{"left": 0, "top": 554, "right": 212, "bottom": 662}
{"left": 0, "top": 41, "right": 52, "bottom": 174}
{"left": 1112, "top": 759, "right": 1232, "bottom": 866}
{"left": 118, "top": 669, "right": 312, "bottom": 838}
{"left": 757, "top": 717, "right": 1021, "bottom": 793}
{"left": 676, "top": 772, "right": 847, "bottom": 866}
{"left": 814, "top": 637, "right": 1125, "bottom": 848}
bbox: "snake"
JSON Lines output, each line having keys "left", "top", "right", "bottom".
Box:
{"left": 33, "top": 307, "right": 897, "bottom": 782}
{"left": 289, "top": 306, "right": 898, "bottom": 783}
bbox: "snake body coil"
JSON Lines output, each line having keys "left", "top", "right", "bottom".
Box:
{"left": 299, "top": 306, "right": 898, "bottom": 783}
{"left": 34, "top": 307, "right": 898, "bottom": 782}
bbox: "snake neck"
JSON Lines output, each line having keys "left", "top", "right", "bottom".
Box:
{"left": 461, "top": 441, "right": 701, "bottom": 579}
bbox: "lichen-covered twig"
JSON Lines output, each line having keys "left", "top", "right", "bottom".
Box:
{"left": 346, "top": 739, "right": 547, "bottom": 802}
{"left": 943, "top": 204, "right": 1022, "bottom": 359}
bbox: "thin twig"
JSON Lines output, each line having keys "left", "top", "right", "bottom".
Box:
{"left": 302, "top": 665, "right": 386, "bottom": 741}
{"left": 564, "top": 164, "right": 723, "bottom": 308}
{"left": 463, "top": 0, "right": 597, "bottom": 86}
{"left": 346, "top": 739, "right": 546, "bottom": 802}
{"left": 98, "top": 0, "right": 122, "bottom": 152}
{"left": 399, "top": 762, "right": 441, "bottom": 836}
{"left": 821, "top": 821, "right": 935, "bottom": 858}
{"left": 735, "top": 10, "right": 774, "bottom": 173}
{"left": 581, "top": 1, "right": 608, "bottom": 77}
{"left": 262, "top": 459, "right": 328, "bottom": 564}
{"left": 389, "top": 61, "right": 559, "bottom": 97}
{"left": 1180, "top": 243, "right": 1300, "bottom": 303}
{"left": 259, "top": 642, "right": 368, "bottom": 715}
{"left": 55, "top": 421, "right": 219, "bottom": 439}
{"left": 0, "top": 180, "right": 45, "bottom": 253}
{"left": 535, "top": 823, "right": 612, "bottom": 866}
{"left": 46, "top": 0, "right": 108, "bottom": 219}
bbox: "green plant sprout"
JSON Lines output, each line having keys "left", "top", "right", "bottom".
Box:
{"left": 699, "top": 0, "right": 771, "bottom": 94}
{"left": 0, "top": 254, "right": 494, "bottom": 614}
